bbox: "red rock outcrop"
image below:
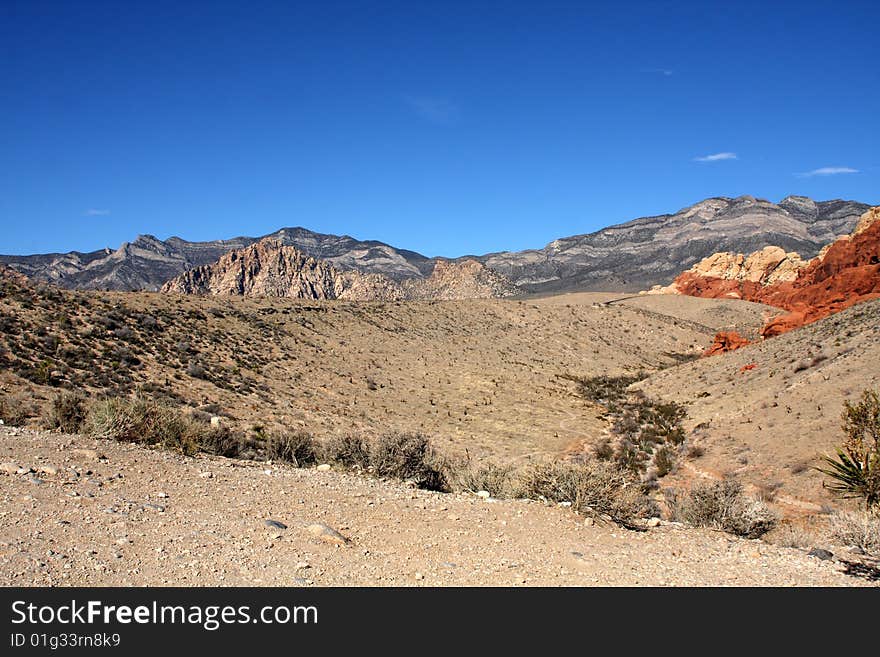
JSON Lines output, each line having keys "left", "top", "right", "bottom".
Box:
{"left": 703, "top": 331, "right": 751, "bottom": 357}
{"left": 663, "top": 207, "right": 880, "bottom": 339}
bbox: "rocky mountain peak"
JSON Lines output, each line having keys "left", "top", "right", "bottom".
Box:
{"left": 2, "top": 195, "right": 871, "bottom": 294}
{"left": 161, "top": 240, "right": 518, "bottom": 301}
{"left": 161, "top": 238, "right": 345, "bottom": 299}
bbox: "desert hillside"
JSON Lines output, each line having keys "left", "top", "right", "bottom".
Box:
{"left": 2, "top": 277, "right": 770, "bottom": 463}
{"left": 637, "top": 298, "right": 880, "bottom": 507}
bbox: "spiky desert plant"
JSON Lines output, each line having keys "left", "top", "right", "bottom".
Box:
{"left": 816, "top": 389, "right": 880, "bottom": 508}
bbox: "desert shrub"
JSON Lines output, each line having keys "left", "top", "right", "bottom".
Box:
{"left": 45, "top": 391, "right": 87, "bottom": 433}
{"left": 829, "top": 510, "right": 880, "bottom": 554}
{"left": 449, "top": 458, "right": 514, "bottom": 498}
{"left": 369, "top": 432, "right": 449, "bottom": 492}
{"left": 186, "top": 361, "right": 207, "bottom": 379}
{"left": 87, "top": 397, "right": 201, "bottom": 455}
{"left": 593, "top": 438, "right": 614, "bottom": 460}
{"left": 321, "top": 434, "right": 370, "bottom": 469}
{"left": 514, "top": 460, "right": 654, "bottom": 525}
{"left": 266, "top": 431, "right": 319, "bottom": 467}
{"left": 817, "top": 389, "right": 880, "bottom": 508}
{"left": 200, "top": 426, "right": 248, "bottom": 458}
{"left": 570, "top": 373, "right": 645, "bottom": 410}
{"left": 766, "top": 522, "right": 815, "bottom": 549}
{"left": 0, "top": 393, "right": 35, "bottom": 426}
{"left": 671, "top": 479, "right": 777, "bottom": 538}
{"left": 653, "top": 444, "right": 678, "bottom": 477}
{"left": 570, "top": 375, "right": 687, "bottom": 478}
{"left": 188, "top": 409, "right": 214, "bottom": 424}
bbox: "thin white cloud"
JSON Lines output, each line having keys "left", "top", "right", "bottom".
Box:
{"left": 693, "top": 152, "right": 738, "bottom": 162}
{"left": 797, "top": 166, "right": 859, "bottom": 177}
{"left": 84, "top": 208, "right": 111, "bottom": 216}
{"left": 642, "top": 68, "right": 673, "bottom": 76}
{"left": 403, "top": 95, "right": 460, "bottom": 124}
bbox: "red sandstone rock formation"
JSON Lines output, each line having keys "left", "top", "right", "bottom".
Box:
{"left": 665, "top": 207, "right": 880, "bottom": 339}
{"left": 703, "top": 331, "right": 751, "bottom": 357}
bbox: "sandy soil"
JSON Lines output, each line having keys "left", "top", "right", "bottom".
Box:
{"left": 1, "top": 427, "right": 874, "bottom": 587}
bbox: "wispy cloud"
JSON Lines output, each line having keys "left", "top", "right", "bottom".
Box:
{"left": 797, "top": 166, "right": 859, "bottom": 177}
{"left": 642, "top": 68, "right": 673, "bottom": 76}
{"left": 84, "top": 208, "right": 111, "bottom": 216}
{"left": 403, "top": 95, "right": 460, "bottom": 125}
{"left": 693, "top": 152, "right": 737, "bottom": 162}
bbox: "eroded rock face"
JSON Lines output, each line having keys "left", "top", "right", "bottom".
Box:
{"left": 703, "top": 331, "right": 751, "bottom": 357}
{"left": 161, "top": 240, "right": 517, "bottom": 301}
{"left": 405, "top": 259, "right": 518, "bottom": 300}
{"left": 661, "top": 207, "right": 880, "bottom": 339}
{"left": 161, "top": 239, "right": 347, "bottom": 299}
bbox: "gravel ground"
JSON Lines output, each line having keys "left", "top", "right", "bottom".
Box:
{"left": 0, "top": 427, "right": 875, "bottom": 587}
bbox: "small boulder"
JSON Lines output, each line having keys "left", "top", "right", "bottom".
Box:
{"left": 264, "top": 519, "right": 287, "bottom": 530}
{"left": 306, "top": 523, "right": 348, "bottom": 545}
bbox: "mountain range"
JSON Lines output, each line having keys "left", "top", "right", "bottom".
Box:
{"left": 0, "top": 195, "right": 870, "bottom": 294}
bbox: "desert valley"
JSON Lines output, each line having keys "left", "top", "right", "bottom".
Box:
{"left": 1, "top": 196, "right": 879, "bottom": 586}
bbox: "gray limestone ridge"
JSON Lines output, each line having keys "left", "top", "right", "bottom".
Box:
{"left": 0, "top": 195, "right": 870, "bottom": 294}
{"left": 160, "top": 238, "right": 518, "bottom": 301}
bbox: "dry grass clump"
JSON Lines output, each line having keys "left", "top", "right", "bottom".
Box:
{"left": 764, "top": 521, "right": 816, "bottom": 549}
{"left": 829, "top": 510, "right": 880, "bottom": 555}
{"left": 514, "top": 460, "right": 654, "bottom": 526}
{"left": 265, "top": 431, "right": 319, "bottom": 467}
{"left": 87, "top": 397, "right": 203, "bottom": 455}
{"left": 669, "top": 479, "right": 777, "bottom": 538}
{"left": 321, "top": 434, "right": 370, "bottom": 469}
{"left": 199, "top": 426, "right": 250, "bottom": 458}
{"left": 369, "top": 432, "right": 449, "bottom": 492}
{"left": 44, "top": 391, "right": 87, "bottom": 433}
{"left": 449, "top": 457, "right": 515, "bottom": 498}
{"left": 0, "top": 392, "right": 37, "bottom": 427}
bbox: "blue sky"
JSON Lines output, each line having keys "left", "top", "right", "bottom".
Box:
{"left": 1, "top": 0, "right": 878, "bottom": 256}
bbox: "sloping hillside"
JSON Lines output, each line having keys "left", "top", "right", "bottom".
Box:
{"left": 637, "top": 298, "right": 880, "bottom": 508}
{"left": 0, "top": 277, "right": 767, "bottom": 463}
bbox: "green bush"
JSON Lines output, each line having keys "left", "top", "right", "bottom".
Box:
{"left": 817, "top": 389, "right": 880, "bottom": 508}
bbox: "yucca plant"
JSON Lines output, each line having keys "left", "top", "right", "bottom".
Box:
{"left": 816, "top": 449, "right": 879, "bottom": 506}
{"left": 816, "top": 389, "right": 880, "bottom": 509}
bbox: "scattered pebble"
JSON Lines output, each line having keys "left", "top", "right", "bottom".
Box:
{"left": 808, "top": 548, "right": 834, "bottom": 561}
{"left": 265, "top": 520, "right": 287, "bottom": 530}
